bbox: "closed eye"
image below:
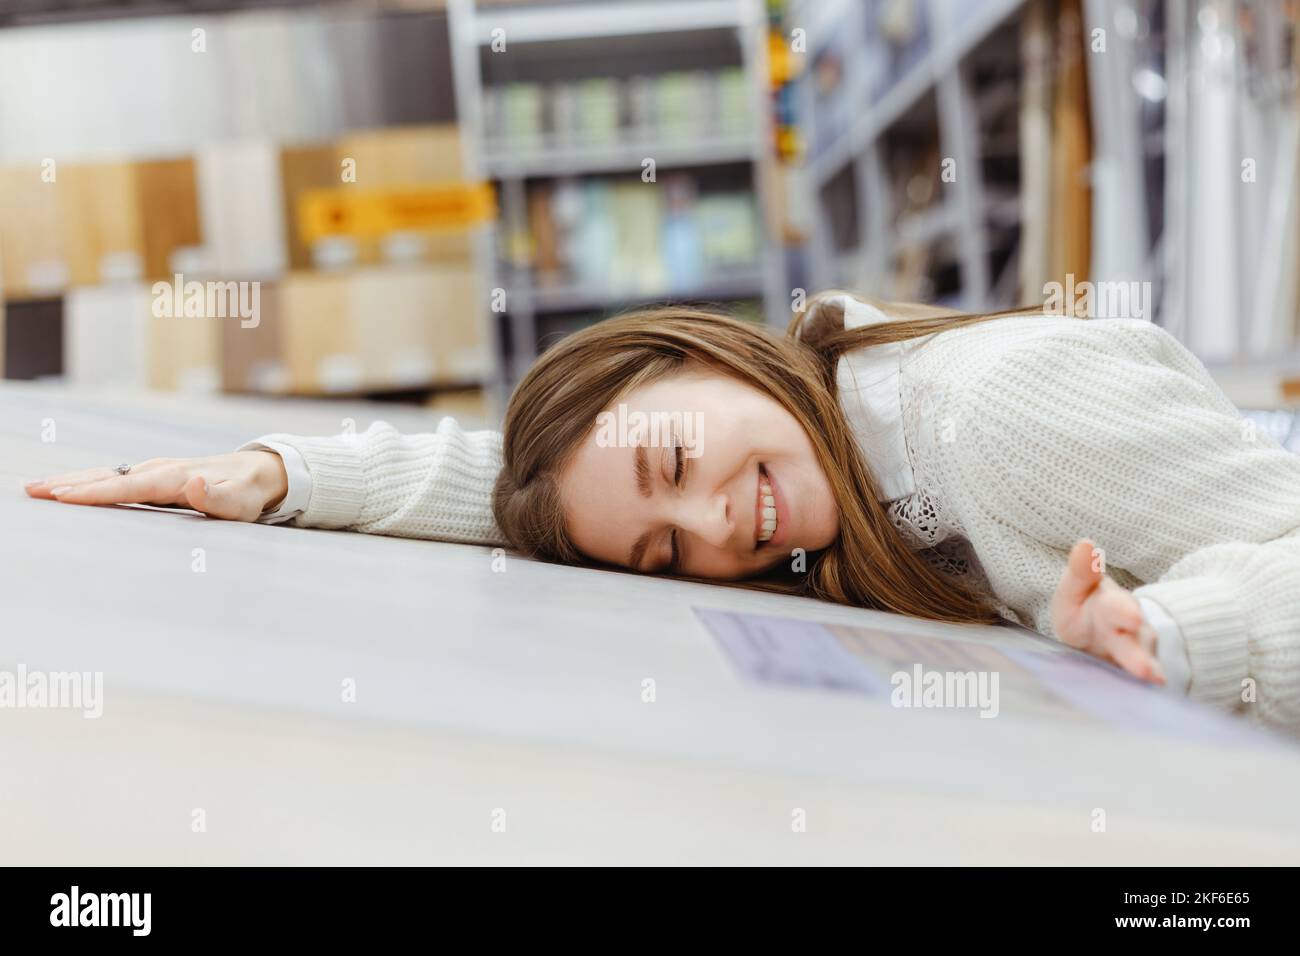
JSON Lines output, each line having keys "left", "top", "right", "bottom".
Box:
{"left": 662, "top": 434, "right": 689, "bottom": 573}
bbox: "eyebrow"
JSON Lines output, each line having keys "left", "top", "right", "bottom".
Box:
{"left": 628, "top": 445, "right": 654, "bottom": 569}
{"left": 634, "top": 445, "right": 652, "bottom": 498}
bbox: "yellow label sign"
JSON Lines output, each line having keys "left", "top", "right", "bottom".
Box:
{"left": 298, "top": 182, "right": 497, "bottom": 242}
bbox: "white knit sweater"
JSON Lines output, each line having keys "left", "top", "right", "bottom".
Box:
{"left": 256, "top": 308, "right": 1300, "bottom": 733}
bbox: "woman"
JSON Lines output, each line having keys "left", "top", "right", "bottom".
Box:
{"left": 25, "top": 292, "right": 1300, "bottom": 733}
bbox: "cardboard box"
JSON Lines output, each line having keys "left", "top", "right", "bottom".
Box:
{"left": 0, "top": 166, "right": 68, "bottom": 297}
{"left": 426, "top": 387, "right": 490, "bottom": 421}
{"left": 58, "top": 163, "right": 145, "bottom": 286}
{"left": 220, "top": 280, "right": 287, "bottom": 394}
{"left": 279, "top": 144, "right": 343, "bottom": 271}
{"left": 147, "top": 281, "right": 221, "bottom": 392}
{"left": 135, "top": 158, "right": 203, "bottom": 281}
{"left": 347, "top": 264, "right": 488, "bottom": 391}
{"left": 427, "top": 263, "right": 490, "bottom": 383}
{"left": 337, "top": 124, "right": 464, "bottom": 186}
{"left": 195, "top": 141, "right": 288, "bottom": 279}
{"left": 277, "top": 265, "right": 488, "bottom": 394}
{"left": 334, "top": 125, "right": 472, "bottom": 265}
{"left": 278, "top": 271, "right": 357, "bottom": 393}
{"left": 347, "top": 266, "right": 441, "bottom": 388}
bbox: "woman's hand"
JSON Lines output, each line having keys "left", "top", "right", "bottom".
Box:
{"left": 25, "top": 451, "right": 289, "bottom": 523}
{"left": 1051, "top": 539, "right": 1166, "bottom": 685}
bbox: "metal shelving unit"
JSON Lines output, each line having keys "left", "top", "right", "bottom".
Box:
{"left": 467, "top": 0, "right": 746, "bottom": 43}
{"left": 448, "top": 0, "right": 511, "bottom": 417}
{"left": 796, "top": 0, "right": 1300, "bottom": 383}
{"left": 481, "top": 136, "right": 757, "bottom": 179}
{"left": 797, "top": 0, "right": 1029, "bottom": 310}
{"left": 447, "top": 0, "right": 786, "bottom": 393}
{"left": 1162, "top": 0, "right": 1300, "bottom": 368}
{"left": 526, "top": 269, "right": 767, "bottom": 313}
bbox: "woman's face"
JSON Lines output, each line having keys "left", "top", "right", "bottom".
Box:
{"left": 558, "top": 365, "right": 841, "bottom": 580}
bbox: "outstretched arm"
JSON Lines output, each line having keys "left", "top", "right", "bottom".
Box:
{"left": 246, "top": 418, "right": 503, "bottom": 544}
{"left": 26, "top": 417, "right": 506, "bottom": 548}
{"left": 949, "top": 319, "right": 1300, "bottom": 727}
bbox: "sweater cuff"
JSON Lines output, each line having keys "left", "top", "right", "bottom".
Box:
{"left": 1136, "top": 596, "right": 1191, "bottom": 695}
{"left": 237, "top": 438, "right": 313, "bottom": 523}
{"left": 252, "top": 432, "right": 367, "bottom": 529}
{"left": 1133, "top": 577, "right": 1248, "bottom": 710}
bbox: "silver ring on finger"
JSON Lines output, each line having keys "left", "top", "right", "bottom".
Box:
{"left": 113, "top": 463, "right": 132, "bottom": 476}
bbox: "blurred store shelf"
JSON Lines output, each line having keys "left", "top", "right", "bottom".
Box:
{"left": 468, "top": 0, "right": 749, "bottom": 44}
{"left": 482, "top": 135, "right": 757, "bottom": 178}
{"left": 449, "top": 0, "right": 789, "bottom": 386}
{"left": 794, "top": 0, "right": 1300, "bottom": 368}
{"left": 516, "top": 269, "right": 766, "bottom": 313}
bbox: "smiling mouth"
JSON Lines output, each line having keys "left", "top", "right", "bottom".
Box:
{"left": 756, "top": 464, "right": 778, "bottom": 546}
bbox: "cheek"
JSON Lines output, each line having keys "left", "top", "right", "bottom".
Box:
{"left": 817, "top": 494, "right": 841, "bottom": 544}
{"left": 796, "top": 460, "right": 840, "bottom": 546}
{"left": 564, "top": 496, "right": 639, "bottom": 569}
{"left": 557, "top": 452, "right": 632, "bottom": 564}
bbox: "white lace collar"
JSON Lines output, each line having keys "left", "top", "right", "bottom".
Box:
{"left": 817, "top": 294, "right": 918, "bottom": 503}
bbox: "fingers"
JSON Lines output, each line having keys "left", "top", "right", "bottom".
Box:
{"left": 26, "top": 455, "right": 267, "bottom": 524}
{"left": 1090, "top": 581, "right": 1164, "bottom": 684}
{"left": 25, "top": 467, "right": 121, "bottom": 499}
{"left": 1102, "top": 627, "right": 1166, "bottom": 685}
{"left": 1132, "top": 622, "right": 1165, "bottom": 685}
{"left": 1059, "top": 538, "right": 1103, "bottom": 605}
{"left": 1135, "top": 620, "right": 1158, "bottom": 658}
{"left": 46, "top": 468, "right": 187, "bottom": 507}
{"left": 25, "top": 459, "right": 168, "bottom": 499}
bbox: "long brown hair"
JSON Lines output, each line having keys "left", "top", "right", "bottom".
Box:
{"left": 492, "top": 291, "right": 1047, "bottom": 623}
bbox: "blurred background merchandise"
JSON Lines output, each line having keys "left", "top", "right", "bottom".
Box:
{"left": 0, "top": 0, "right": 1297, "bottom": 420}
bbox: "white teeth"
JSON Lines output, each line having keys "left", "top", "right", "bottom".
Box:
{"left": 757, "top": 472, "right": 778, "bottom": 543}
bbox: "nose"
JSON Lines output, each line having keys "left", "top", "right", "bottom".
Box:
{"left": 671, "top": 490, "right": 734, "bottom": 550}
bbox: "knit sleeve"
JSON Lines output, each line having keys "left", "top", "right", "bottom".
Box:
{"left": 944, "top": 319, "right": 1300, "bottom": 724}
{"left": 253, "top": 417, "right": 505, "bottom": 546}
